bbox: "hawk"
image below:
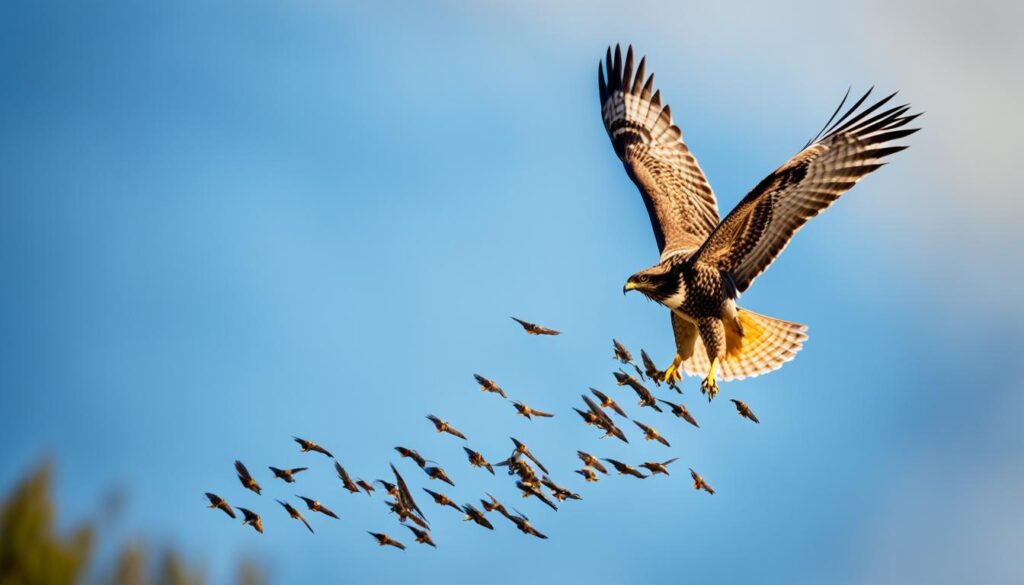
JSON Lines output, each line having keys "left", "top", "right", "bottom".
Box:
{"left": 600, "top": 45, "right": 919, "bottom": 399}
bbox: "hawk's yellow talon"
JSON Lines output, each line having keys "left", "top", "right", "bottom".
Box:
{"left": 663, "top": 354, "right": 683, "bottom": 383}
{"left": 701, "top": 357, "right": 720, "bottom": 401}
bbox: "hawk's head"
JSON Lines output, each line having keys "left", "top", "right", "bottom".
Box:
{"left": 623, "top": 263, "right": 681, "bottom": 304}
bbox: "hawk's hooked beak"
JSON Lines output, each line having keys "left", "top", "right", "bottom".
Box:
{"left": 623, "top": 281, "right": 637, "bottom": 295}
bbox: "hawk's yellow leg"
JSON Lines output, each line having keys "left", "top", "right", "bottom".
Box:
{"left": 701, "top": 357, "right": 720, "bottom": 402}
{"left": 663, "top": 354, "right": 683, "bottom": 383}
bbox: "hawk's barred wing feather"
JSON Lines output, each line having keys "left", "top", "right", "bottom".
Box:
{"left": 694, "top": 88, "right": 920, "bottom": 293}
{"left": 600, "top": 44, "right": 720, "bottom": 260}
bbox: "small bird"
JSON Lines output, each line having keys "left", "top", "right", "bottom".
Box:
{"left": 633, "top": 420, "right": 671, "bottom": 447}
{"left": 334, "top": 461, "right": 360, "bottom": 494}
{"left": 375, "top": 480, "right": 399, "bottom": 498}
{"left": 385, "top": 499, "right": 430, "bottom": 530}
{"left": 368, "top": 531, "right": 406, "bottom": 550}
{"left": 690, "top": 468, "right": 715, "bottom": 495}
{"left": 238, "top": 507, "right": 263, "bottom": 534}
{"left": 461, "top": 503, "right": 494, "bottom": 530}
{"left": 355, "top": 479, "right": 376, "bottom": 496}
{"left": 516, "top": 481, "right": 558, "bottom": 511}
{"left": 277, "top": 499, "right": 313, "bottom": 534}
{"left": 404, "top": 524, "right": 436, "bottom": 548}
{"left": 639, "top": 349, "right": 664, "bottom": 385}
{"left": 269, "top": 466, "right": 308, "bottom": 483}
{"left": 640, "top": 458, "right": 680, "bottom": 476}
{"left": 394, "top": 446, "right": 428, "bottom": 468}
{"left": 463, "top": 447, "right": 495, "bottom": 475}
{"left": 730, "top": 399, "right": 760, "bottom": 423}
{"left": 573, "top": 407, "right": 601, "bottom": 427}
{"left": 422, "top": 488, "right": 461, "bottom": 512}
{"left": 423, "top": 465, "right": 455, "bottom": 487}
{"left": 293, "top": 436, "right": 333, "bottom": 458}
{"left": 510, "top": 438, "right": 549, "bottom": 474}
{"left": 613, "top": 371, "right": 663, "bottom": 412}
{"left": 590, "top": 387, "right": 627, "bottom": 417}
{"left": 205, "top": 492, "right": 235, "bottom": 518}
{"left": 576, "top": 451, "right": 608, "bottom": 474}
{"left": 658, "top": 398, "right": 700, "bottom": 428}
{"left": 391, "top": 463, "right": 428, "bottom": 526}
{"left": 576, "top": 467, "right": 599, "bottom": 482}
{"left": 234, "top": 461, "right": 262, "bottom": 495}
{"left": 296, "top": 496, "right": 339, "bottom": 519}
{"left": 510, "top": 317, "right": 561, "bottom": 336}
{"left": 512, "top": 401, "right": 555, "bottom": 420}
{"left": 480, "top": 493, "right": 508, "bottom": 515}
{"left": 612, "top": 339, "right": 634, "bottom": 364}
{"left": 581, "top": 395, "right": 629, "bottom": 443}
{"left": 425, "top": 415, "right": 468, "bottom": 440}
{"left": 507, "top": 508, "right": 548, "bottom": 539}
{"left": 473, "top": 374, "right": 507, "bottom": 398}
{"left": 541, "top": 476, "right": 582, "bottom": 502}
{"left": 603, "top": 458, "right": 648, "bottom": 479}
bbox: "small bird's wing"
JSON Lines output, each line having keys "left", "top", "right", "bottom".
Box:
{"left": 392, "top": 463, "right": 427, "bottom": 524}
{"left": 599, "top": 44, "right": 720, "bottom": 261}
{"left": 693, "top": 88, "right": 919, "bottom": 293}
{"left": 446, "top": 426, "right": 467, "bottom": 440}
{"left": 290, "top": 467, "right": 308, "bottom": 474}
{"left": 657, "top": 435, "right": 671, "bottom": 447}
{"left": 662, "top": 457, "right": 680, "bottom": 466}
{"left": 235, "top": 461, "right": 252, "bottom": 481}
{"left": 532, "top": 409, "right": 555, "bottom": 418}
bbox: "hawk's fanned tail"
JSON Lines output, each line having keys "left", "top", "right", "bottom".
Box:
{"left": 684, "top": 308, "right": 807, "bottom": 381}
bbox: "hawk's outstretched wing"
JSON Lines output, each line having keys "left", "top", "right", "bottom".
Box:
{"left": 694, "top": 88, "right": 920, "bottom": 293}
{"left": 599, "top": 44, "right": 720, "bottom": 261}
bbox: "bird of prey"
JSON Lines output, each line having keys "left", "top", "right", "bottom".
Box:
{"left": 590, "top": 387, "right": 628, "bottom": 417}
{"left": 730, "top": 399, "right": 761, "bottom": 423}
{"left": 269, "top": 466, "right": 308, "bottom": 484}
{"left": 612, "top": 339, "right": 634, "bottom": 364}
{"left": 368, "top": 532, "right": 406, "bottom": 550}
{"left": 473, "top": 374, "right": 507, "bottom": 398}
{"left": 507, "top": 508, "right": 548, "bottom": 539}
{"left": 658, "top": 398, "right": 700, "bottom": 428}
{"left": 512, "top": 401, "right": 555, "bottom": 420}
{"left": 404, "top": 524, "right": 437, "bottom": 548}
{"left": 577, "top": 451, "right": 609, "bottom": 474}
{"left": 603, "top": 458, "right": 648, "bottom": 479}
{"left": 297, "top": 496, "right": 339, "bottom": 519}
{"left": 426, "top": 415, "right": 468, "bottom": 440}
{"left": 234, "top": 461, "right": 262, "bottom": 495}
{"left": 690, "top": 468, "right": 715, "bottom": 494}
{"left": 480, "top": 493, "right": 508, "bottom": 515}
{"left": 375, "top": 480, "right": 399, "bottom": 498}
{"left": 238, "top": 507, "right": 263, "bottom": 534}
{"left": 334, "top": 461, "right": 360, "bottom": 494}
{"left": 633, "top": 420, "right": 671, "bottom": 447}
{"left": 276, "top": 499, "right": 313, "bottom": 534}
{"left": 541, "top": 476, "right": 582, "bottom": 502}
{"left": 576, "top": 467, "right": 600, "bottom": 482}
{"left": 515, "top": 481, "right": 559, "bottom": 511}
{"left": 422, "top": 488, "right": 461, "bottom": 512}
{"left": 580, "top": 395, "right": 629, "bottom": 443}
{"left": 461, "top": 504, "right": 495, "bottom": 530}
{"left": 205, "top": 492, "right": 235, "bottom": 518}
{"left": 355, "top": 479, "right": 376, "bottom": 496}
{"left": 394, "top": 446, "right": 428, "bottom": 468}
{"left": 423, "top": 465, "right": 455, "bottom": 487}
{"left": 293, "top": 436, "right": 333, "bottom": 458}
{"left": 510, "top": 438, "right": 549, "bottom": 474}
{"left": 613, "top": 371, "right": 662, "bottom": 412}
{"left": 603, "top": 46, "right": 919, "bottom": 399}
{"left": 390, "top": 463, "right": 428, "bottom": 526}
{"left": 510, "top": 317, "right": 561, "bottom": 336}
{"left": 463, "top": 447, "right": 495, "bottom": 475}
{"left": 640, "top": 458, "right": 680, "bottom": 476}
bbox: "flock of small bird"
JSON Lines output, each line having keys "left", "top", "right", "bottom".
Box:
{"left": 204, "top": 317, "right": 761, "bottom": 549}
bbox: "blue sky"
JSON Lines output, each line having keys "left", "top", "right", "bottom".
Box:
{"left": 1, "top": 1, "right": 1021, "bottom": 583}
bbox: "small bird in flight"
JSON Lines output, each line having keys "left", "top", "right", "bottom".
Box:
{"left": 507, "top": 508, "right": 548, "bottom": 539}
{"left": 580, "top": 395, "right": 629, "bottom": 443}
{"left": 510, "top": 317, "right": 561, "bottom": 336}
{"left": 510, "top": 438, "right": 549, "bottom": 474}
{"left": 423, "top": 465, "right": 455, "bottom": 487}
{"left": 425, "top": 415, "right": 468, "bottom": 440}
{"left": 633, "top": 420, "right": 671, "bottom": 447}
{"left": 355, "top": 479, "right": 376, "bottom": 496}
{"left": 640, "top": 458, "right": 680, "bottom": 476}
{"left": 613, "top": 371, "right": 663, "bottom": 412}
{"left": 238, "top": 507, "right": 263, "bottom": 534}
{"left": 422, "top": 488, "right": 461, "bottom": 512}
{"left": 234, "top": 461, "right": 262, "bottom": 495}
{"left": 277, "top": 499, "right": 314, "bottom": 533}
{"left": 576, "top": 467, "right": 600, "bottom": 482}
{"left": 375, "top": 480, "right": 399, "bottom": 499}
{"left": 404, "top": 524, "right": 436, "bottom": 548}
{"left": 577, "top": 451, "right": 609, "bottom": 474}
{"left": 461, "top": 503, "right": 494, "bottom": 530}
{"left": 730, "top": 399, "right": 761, "bottom": 423}
{"left": 269, "top": 466, "right": 308, "bottom": 484}
{"left": 515, "top": 481, "right": 558, "bottom": 511}
{"left": 390, "top": 463, "right": 428, "bottom": 526}
{"left": 296, "top": 496, "right": 339, "bottom": 519}
{"left": 603, "top": 458, "right": 648, "bottom": 479}
{"left": 205, "top": 492, "right": 235, "bottom": 518}
{"left": 541, "top": 476, "right": 582, "bottom": 502}
{"left": 590, "top": 387, "right": 628, "bottom": 418}
{"left": 293, "top": 436, "right": 333, "bottom": 458}
{"left": 463, "top": 447, "right": 495, "bottom": 475}
{"left": 612, "top": 339, "right": 634, "bottom": 364}
{"left": 512, "top": 401, "right": 555, "bottom": 420}
{"left": 658, "top": 398, "right": 700, "bottom": 428}
{"left": 690, "top": 468, "right": 715, "bottom": 495}
{"left": 473, "top": 374, "right": 507, "bottom": 398}
{"left": 639, "top": 349, "right": 664, "bottom": 385}
{"left": 368, "top": 532, "right": 406, "bottom": 550}
{"left": 480, "top": 493, "right": 508, "bottom": 515}
{"left": 334, "top": 461, "right": 360, "bottom": 494}
{"left": 394, "top": 446, "right": 428, "bottom": 468}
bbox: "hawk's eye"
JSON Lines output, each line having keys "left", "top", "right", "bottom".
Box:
{"left": 639, "top": 275, "right": 649, "bottom": 283}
